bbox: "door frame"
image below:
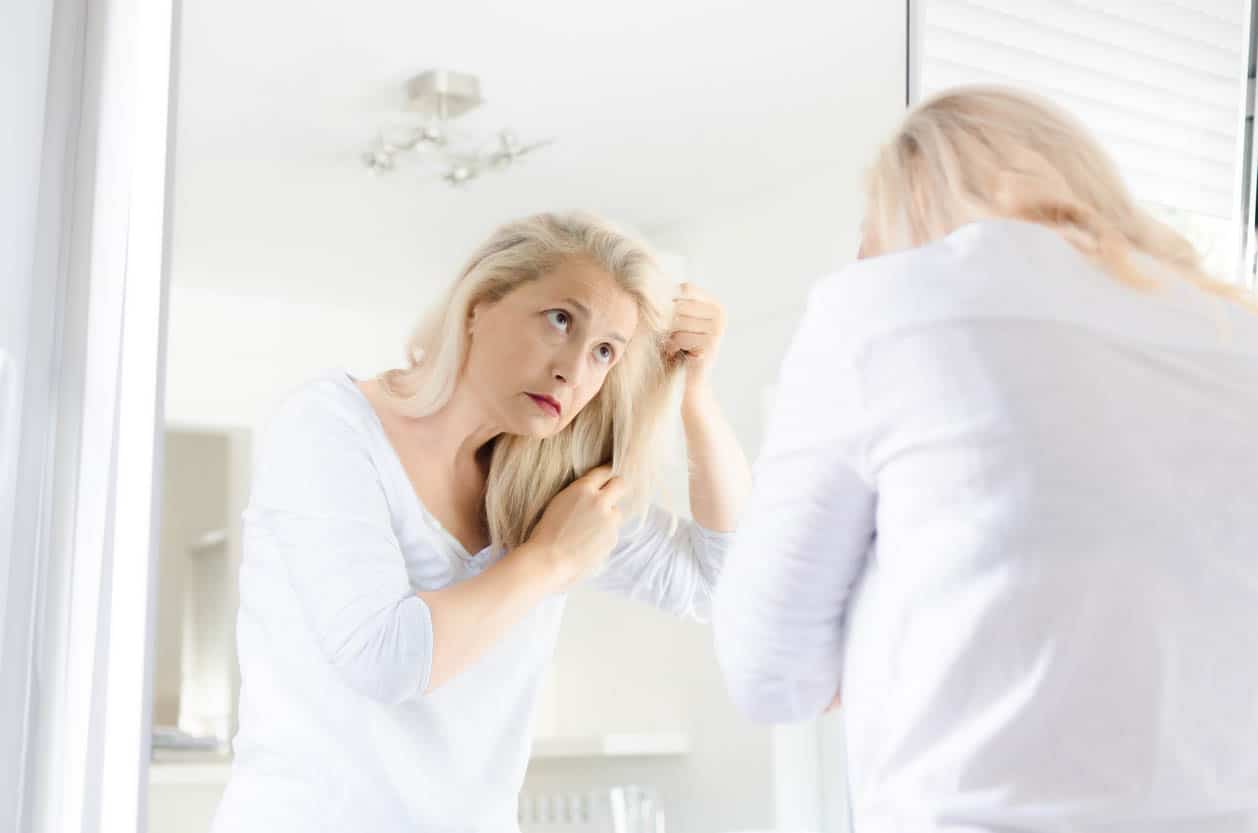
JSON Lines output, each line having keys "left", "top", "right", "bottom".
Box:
{"left": 10, "top": 0, "right": 179, "bottom": 830}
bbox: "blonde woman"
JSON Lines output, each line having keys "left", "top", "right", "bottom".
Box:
{"left": 211, "top": 213, "right": 750, "bottom": 832}
{"left": 714, "top": 86, "right": 1258, "bottom": 832}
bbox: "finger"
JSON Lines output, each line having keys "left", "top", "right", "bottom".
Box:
{"left": 676, "top": 282, "right": 712, "bottom": 301}
{"left": 667, "top": 332, "right": 709, "bottom": 354}
{"left": 598, "top": 475, "right": 628, "bottom": 504}
{"left": 670, "top": 314, "right": 716, "bottom": 334}
{"left": 580, "top": 464, "right": 616, "bottom": 490}
{"left": 672, "top": 299, "right": 718, "bottom": 319}
{"left": 673, "top": 303, "right": 723, "bottom": 330}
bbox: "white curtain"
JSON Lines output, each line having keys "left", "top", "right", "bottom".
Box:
{"left": 0, "top": 347, "right": 24, "bottom": 828}
{"left": 0, "top": 354, "right": 16, "bottom": 571}
{"left": 1, "top": 0, "right": 60, "bottom": 824}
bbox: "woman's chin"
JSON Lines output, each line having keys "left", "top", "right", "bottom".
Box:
{"left": 508, "top": 400, "right": 570, "bottom": 437}
{"left": 505, "top": 412, "right": 562, "bottom": 439}
{"left": 533, "top": 417, "right": 568, "bottom": 437}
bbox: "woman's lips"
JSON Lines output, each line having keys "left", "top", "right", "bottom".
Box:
{"left": 527, "top": 393, "right": 561, "bottom": 417}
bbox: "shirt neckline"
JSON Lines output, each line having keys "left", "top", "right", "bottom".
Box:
{"left": 335, "top": 370, "right": 494, "bottom": 563}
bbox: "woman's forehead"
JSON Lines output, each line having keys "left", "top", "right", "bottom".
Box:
{"left": 534, "top": 258, "right": 616, "bottom": 294}
{"left": 526, "top": 262, "right": 640, "bottom": 328}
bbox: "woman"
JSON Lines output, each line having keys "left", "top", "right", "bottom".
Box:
{"left": 714, "top": 86, "right": 1258, "bottom": 833}
{"left": 211, "top": 213, "right": 750, "bottom": 832}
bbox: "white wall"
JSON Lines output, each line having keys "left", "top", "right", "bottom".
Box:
{"left": 153, "top": 432, "right": 231, "bottom": 726}
{"left": 164, "top": 287, "right": 420, "bottom": 431}
{"left": 149, "top": 429, "right": 251, "bottom": 833}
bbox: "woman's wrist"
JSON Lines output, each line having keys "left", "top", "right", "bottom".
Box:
{"left": 681, "top": 378, "right": 719, "bottom": 418}
{"left": 505, "top": 539, "right": 569, "bottom": 594}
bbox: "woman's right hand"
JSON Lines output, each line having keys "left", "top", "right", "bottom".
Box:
{"left": 525, "top": 465, "right": 626, "bottom": 591}
{"left": 420, "top": 465, "right": 625, "bottom": 691}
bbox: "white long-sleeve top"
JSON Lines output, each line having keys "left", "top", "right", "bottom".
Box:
{"left": 210, "top": 370, "right": 729, "bottom": 833}
{"left": 713, "top": 219, "right": 1258, "bottom": 833}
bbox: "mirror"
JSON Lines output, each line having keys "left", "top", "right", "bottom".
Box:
{"left": 149, "top": 3, "right": 905, "bottom": 832}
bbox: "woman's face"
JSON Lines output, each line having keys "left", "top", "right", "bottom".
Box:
{"left": 464, "top": 257, "right": 641, "bottom": 438}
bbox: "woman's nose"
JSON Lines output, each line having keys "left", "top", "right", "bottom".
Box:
{"left": 550, "top": 348, "right": 583, "bottom": 387}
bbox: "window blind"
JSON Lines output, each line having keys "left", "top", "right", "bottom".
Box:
{"left": 919, "top": 0, "right": 1250, "bottom": 218}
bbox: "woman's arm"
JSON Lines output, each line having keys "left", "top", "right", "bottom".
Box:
{"left": 421, "top": 466, "right": 627, "bottom": 690}
{"left": 680, "top": 383, "right": 750, "bottom": 532}
{"left": 416, "top": 541, "right": 557, "bottom": 689}
{"left": 669, "top": 282, "right": 752, "bottom": 532}
{"left": 586, "top": 504, "right": 728, "bottom": 619}
{"left": 712, "top": 277, "right": 875, "bottom": 724}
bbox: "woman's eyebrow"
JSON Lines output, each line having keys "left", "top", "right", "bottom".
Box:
{"left": 562, "top": 297, "right": 592, "bottom": 317}
{"left": 562, "top": 297, "right": 627, "bottom": 344}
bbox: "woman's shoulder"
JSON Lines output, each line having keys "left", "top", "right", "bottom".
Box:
{"left": 263, "top": 369, "right": 376, "bottom": 439}
{"left": 799, "top": 247, "right": 963, "bottom": 360}
{"left": 248, "top": 370, "right": 387, "bottom": 510}
{"left": 816, "top": 220, "right": 1258, "bottom": 358}
{"left": 806, "top": 220, "right": 1107, "bottom": 352}
{"left": 253, "top": 370, "right": 382, "bottom": 471}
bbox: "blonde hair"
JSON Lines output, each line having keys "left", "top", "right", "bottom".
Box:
{"left": 864, "top": 84, "right": 1257, "bottom": 311}
{"left": 380, "top": 212, "right": 680, "bottom": 550}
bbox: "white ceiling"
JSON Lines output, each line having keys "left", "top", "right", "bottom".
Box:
{"left": 170, "top": 0, "right": 905, "bottom": 298}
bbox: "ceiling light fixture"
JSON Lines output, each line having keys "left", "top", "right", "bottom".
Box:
{"left": 361, "top": 69, "right": 554, "bottom": 187}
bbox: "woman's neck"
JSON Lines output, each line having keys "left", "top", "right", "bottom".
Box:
{"left": 404, "top": 382, "right": 501, "bottom": 481}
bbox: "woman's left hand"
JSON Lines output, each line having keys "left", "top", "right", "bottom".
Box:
{"left": 666, "top": 282, "right": 726, "bottom": 388}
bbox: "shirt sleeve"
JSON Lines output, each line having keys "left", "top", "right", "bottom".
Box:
{"left": 587, "top": 503, "right": 732, "bottom": 622}
{"left": 245, "top": 383, "right": 433, "bottom": 704}
{"left": 712, "top": 277, "right": 876, "bottom": 724}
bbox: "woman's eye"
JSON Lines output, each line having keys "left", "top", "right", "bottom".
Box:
{"left": 545, "top": 310, "right": 570, "bottom": 331}
{"left": 595, "top": 344, "right": 615, "bottom": 364}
